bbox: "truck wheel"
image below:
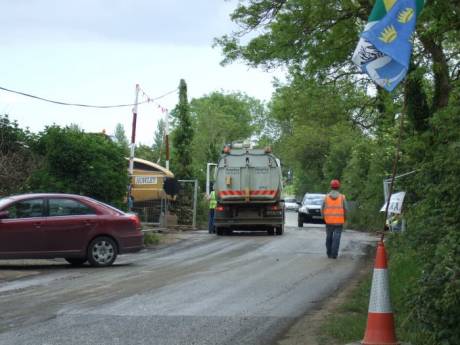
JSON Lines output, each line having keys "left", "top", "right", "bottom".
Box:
{"left": 276, "top": 225, "right": 284, "bottom": 236}
{"left": 298, "top": 216, "right": 303, "bottom": 228}
{"left": 267, "top": 228, "right": 275, "bottom": 236}
{"left": 216, "top": 227, "right": 224, "bottom": 236}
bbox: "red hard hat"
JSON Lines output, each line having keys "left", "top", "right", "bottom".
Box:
{"left": 330, "top": 179, "right": 340, "bottom": 189}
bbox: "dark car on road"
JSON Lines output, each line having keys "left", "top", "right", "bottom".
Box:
{"left": 298, "top": 193, "right": 326, "bottom": 227}
{"left": 0, "top": 193, "right": 144, "bottom": 267}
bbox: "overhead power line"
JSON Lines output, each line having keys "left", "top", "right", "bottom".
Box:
{"left": 0, "top": 85, "right": 177, "bottom": 109}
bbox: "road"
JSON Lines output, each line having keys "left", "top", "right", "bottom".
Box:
{"left": 0, "top": 212, "right": 373, "bottom": 345}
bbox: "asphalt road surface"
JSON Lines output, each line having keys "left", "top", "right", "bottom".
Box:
{"left": 0, "top": 212, "right": 373, "bottom": 345}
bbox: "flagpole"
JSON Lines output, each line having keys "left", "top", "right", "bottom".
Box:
{"left": 382, "top": 108, "right": 405, "bottom": 240}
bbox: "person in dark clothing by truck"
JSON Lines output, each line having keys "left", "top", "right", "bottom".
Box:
{"left": 321, "top": 179, "right": 347, "bottom": 259}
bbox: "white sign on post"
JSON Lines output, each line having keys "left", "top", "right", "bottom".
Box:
{"left": 380, "top": 191, "right": 406, "bottom": 214}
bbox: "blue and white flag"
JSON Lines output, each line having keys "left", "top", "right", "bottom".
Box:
{"left": 352, "top": 0, "right": 424, "bottom": 92}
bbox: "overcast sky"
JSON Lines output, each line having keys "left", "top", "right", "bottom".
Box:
{"left": 0, "top": 0, "right": 283, "bottom": 145}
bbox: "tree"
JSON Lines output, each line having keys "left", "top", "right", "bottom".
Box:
{"left": 189, "top": 91, "right": 265, "bottom": 182}
{"left": 135, "top": 144, "right": 156, "bottom": 162}
{"left": 171, "top": 79, "right": 194, "bottom": 179}
{"left": 216, "top": 0, "right": 458, "bottom": 119}
{"left": 132, "top": 119, "right": 166, "bottom": 165}
{"left": 152, "top": 118, "right": 166, "bottom": 165}
{"left": 113, "top": 123, "right": 129, "bottom": 155}
{"left": 0, "top": 115, "right": 40, "bottom": 196}
{"left": 29, "top": 125, "right": 128, "bottom": 205}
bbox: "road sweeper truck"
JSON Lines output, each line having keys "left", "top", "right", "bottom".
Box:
{"left": 213, "top": 143, "right": 284, "bottom": 236}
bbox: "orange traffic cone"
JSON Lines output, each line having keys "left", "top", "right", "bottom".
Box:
{"left": 362, "top": 240, "right": 399, "bottom": 345}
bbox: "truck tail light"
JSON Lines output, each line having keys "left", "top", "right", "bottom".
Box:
{"left": 215, "top": 205, "right": 225, "bottom": 212}
{"left": 270, "top": 205, "right": 281, "bottom": 211}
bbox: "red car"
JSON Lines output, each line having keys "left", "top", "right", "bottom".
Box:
{"left": 0, "top": 193, "right": 144, "bottom": 267}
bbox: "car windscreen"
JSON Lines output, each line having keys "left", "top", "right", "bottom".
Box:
{"left": 285, "top": 198, "right": 297, "bottom": 203}
{"left": 303, "top": 196, "right": 324, "bottom": 205}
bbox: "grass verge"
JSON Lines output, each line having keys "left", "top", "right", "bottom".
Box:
{"left": 317, "top": 234, "right": 423, "bottom": 344}
{"left": 317, "top": 263, "right": 372, "bottom": 344}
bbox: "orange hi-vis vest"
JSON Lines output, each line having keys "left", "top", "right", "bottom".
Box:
{"left": 323, "top": 194, "right": 345, "bottom": 225}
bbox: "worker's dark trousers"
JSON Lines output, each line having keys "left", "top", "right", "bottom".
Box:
{"left": 325, "top": 224, "right": 343, "bottom": 258}
{"left": 208, "top": 209, "right": 215, "bottom": 233}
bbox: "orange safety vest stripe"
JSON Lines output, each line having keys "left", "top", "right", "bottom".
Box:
{"left": 323, "top": 194, "right": 345, "bottom": 225}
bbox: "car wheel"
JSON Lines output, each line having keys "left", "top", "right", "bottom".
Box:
{"left": 87, "top": 236, "right": 118, "bottom": 267}
{"left": 65, "top": 258, "right": 87, "bottom": 266}
{"left": 276, "top": 225, "right": 284, "bottom": 236}
{"left": 298, "top": 216, "right": 303, "bottom": 228}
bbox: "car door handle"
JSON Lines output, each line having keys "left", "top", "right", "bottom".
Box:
{"left": 84, "top": 220, "right": 95, "bottom": 226}
{"left": 33, "top": 222, "right": 41, "bottom": 228}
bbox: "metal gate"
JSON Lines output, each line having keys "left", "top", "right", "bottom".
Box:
{"left": 133, "top": 179, "right": 198, "bottom": 230}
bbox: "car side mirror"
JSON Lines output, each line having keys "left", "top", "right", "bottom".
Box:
{"left": 0, "top": 210, "right": 9, "bottom": 219}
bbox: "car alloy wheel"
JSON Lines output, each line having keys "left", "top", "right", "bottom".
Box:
{"left": 88, "top": 236, "right": 118, "bottom": 267}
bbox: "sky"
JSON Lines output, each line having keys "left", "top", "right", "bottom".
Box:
{"left": 0, "top": 0, "right": 283, "bottom": 145}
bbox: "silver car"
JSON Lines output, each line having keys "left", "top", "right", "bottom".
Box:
{"left": 298, "top": 193, "right": 325, "bottom": 227}
{"left": 284, "top": 197, "right": 299, "bottom": 212}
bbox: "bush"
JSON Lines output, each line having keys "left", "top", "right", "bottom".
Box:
{"left": 143, "top": 232, "right": 160, "bottom": 246}
{"left": 29, "top": 125, "right": 128, "bottom": 205}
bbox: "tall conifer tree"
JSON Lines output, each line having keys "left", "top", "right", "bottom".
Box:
{"left": 171, "top": 79, "right": 193, "bottom": 179}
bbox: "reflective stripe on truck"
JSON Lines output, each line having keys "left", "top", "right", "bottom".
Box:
{"left": 219, "top": 190, "right": 277, "bottom": 197}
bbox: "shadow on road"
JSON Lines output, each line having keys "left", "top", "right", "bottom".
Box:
{"left": 0, "top": 262, "right": 134, "bottom": 270}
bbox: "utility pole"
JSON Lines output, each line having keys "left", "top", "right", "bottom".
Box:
{"left": 128, "top": 84, "right": 140, "bottom": 210}
{"left": 165, "top": 109, "right": 170, "bottom": 171}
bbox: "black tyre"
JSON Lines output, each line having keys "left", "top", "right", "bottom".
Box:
{"left": 87, "top": 236, "right": 118, "bottom": 267}
{"left": 298, "top": 216, "right": 303, "bottom": 228}
{"left": 267, "top": 228, "right": 275, "bottom": 236}
{"left": 65, "top": 258, "right": 87, "bottom": 266}
{"left": 216, "top": 227, "right": 224, "bottom": 236}
{"left": 276, "top": 225, "right": 284, "bottom": 236}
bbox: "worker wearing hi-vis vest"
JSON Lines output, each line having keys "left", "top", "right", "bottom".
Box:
{"left": 321, "top": 179, "right": 347, "bottom": 259}
{"left": 207, "top": 185, "right": 217, "bottom": 234}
